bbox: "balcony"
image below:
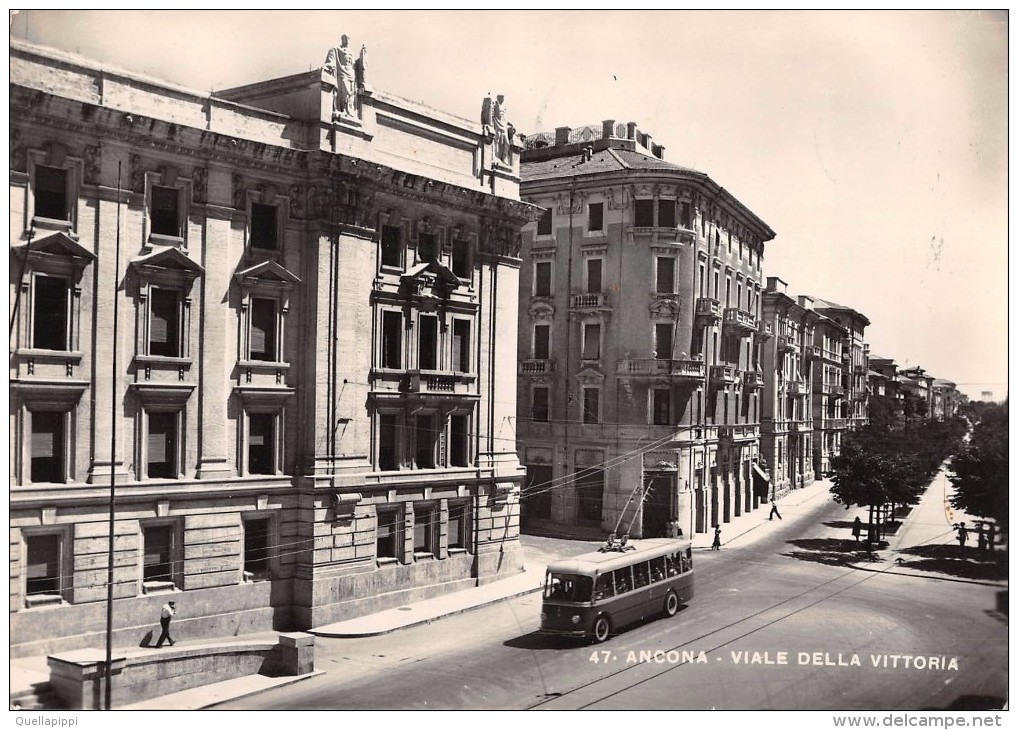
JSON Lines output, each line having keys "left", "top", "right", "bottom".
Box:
{"left": 821, "top": 417, "right": 848, "bottom": 430}
{"left": 695, "top": 297, "right": 722, "bottom": 323}
{"left": 742, "top": 370, "right": 764, "bottom": 389}
{"left": 755, "top": 320, "right": 773, "bottom": 340}
{"left": 718, "top": 424, "right": 758, "bottom": 442}
{"left": 709, "top": 364, "right": 739, "bottom": 386}
{"left": 570, "top": 292, "right": 610, "bottom": 311}
{"left": 777, "top": 334, "right": 799, "bottom": 354}
{"left": 398, "top": 369, "right": 474, "bottom": 398}
{"left": 627, "top": 225, "right": 696, "bottom": 245}
{"left": 616, "top": 358, "right": 705, "bottom": 381}
{"left": 722, "top": 308, "right": 757, "bottom": 336}
{"left": 804, "top": 344, "right": 821, "bottom": 360}
{"left": 787, "top": 379, "right": 809, "bottom": 395}
{"left": 822, "top": 383, "right": 846, "bottom": 396}
{"left": 822, "top": 349, "right": 841, "bottom": 363}
{"left": 853, "top": 363, "right": 866, "bottom": 374}
{"left": 520, "top": 359, "right": 554, "bottom": 375}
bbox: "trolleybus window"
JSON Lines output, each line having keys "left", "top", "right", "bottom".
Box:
{"left": 634, "top": 561, "right": 650, "bottom": 589}
{"left": 594, "top": 573, "right": 615, "bottom": 601}
{"left": 614, "top": 567, "right": 633, "bottom": 594}
{"left": 650, "top": 555, "right": 666, "bottom": 582}
{"left": 545, "top": 573, "right": 593, "bottom": 602}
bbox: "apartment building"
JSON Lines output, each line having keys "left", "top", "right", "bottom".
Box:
{"left": 9, "top": 39, "right": 531, "bottom": 655}
{"left": 516, "top": 121, "right": 775, "bottom": 539}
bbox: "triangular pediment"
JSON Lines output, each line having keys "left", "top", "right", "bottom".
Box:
{"left": 130, "top": 246, "right": 204, "bottom": 275}
{"left": 575, "top": 367, "right": 605, "bottom": 385}
{"left": 234, "top": 260, "right": 301, "bottom": 285}
{"left": 400, "top": 259, "right": 461, "bottom": 290}
{"left": 14, "top": 231, "right": 96, "bottom": 262}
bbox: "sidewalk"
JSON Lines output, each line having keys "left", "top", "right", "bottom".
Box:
{"left": 844, "top": 467, "right": 1007, "bottom": 586}
{"left": 690, "top": 476, "right": 834, "bottom": 551}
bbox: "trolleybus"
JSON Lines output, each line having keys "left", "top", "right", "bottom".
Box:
{"left": 540, "top": 537, "right": 693, "bottom": 643}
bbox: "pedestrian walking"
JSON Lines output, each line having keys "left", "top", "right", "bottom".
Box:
{"left": 768, "top": 499, "right": 782, "bottom": 521}
{"left": 955, "top": 523, "right": 968, "bottom": 550}
{"left": 156, "top": 600, "right": 176, "bottom": 648}
{"left": 666, "top": 519, "right": 679, "bottom": 538}
{"left": 977, "top": 523, "right": 988, "bottom": 552}
{"left": 851, "top": 516, "right": 863, "bottom": 542}
{"left": 711, "top": 525, "right": 722, "bottom": 551}
{"left": 987, "top": 522, "right": 997, "bottom": 552}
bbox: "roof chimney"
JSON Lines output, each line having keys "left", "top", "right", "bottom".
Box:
{"left": 643, "top": 133, "right": 653, "bottom": 152}
{"left": 602, "top": 119, "right": 616, "bottom": 140}
{"left": 555, "top": 126, "right": 571, "bottom": 146}
{"left": 765, "top": 276, "right": 787, "bottom": 293}
{"left": 626, "top": 121, "right": 638, "bottom": 140}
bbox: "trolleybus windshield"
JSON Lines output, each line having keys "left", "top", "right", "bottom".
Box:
{"left": 544, "top": 573, "right": 593, "bottom": 602}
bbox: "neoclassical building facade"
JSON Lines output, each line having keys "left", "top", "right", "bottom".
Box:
{"left": 9, "top": 39, "right": 533, "bottom": 655}
{"left": 516, "top": 122, "right": 775, "bottom": 539}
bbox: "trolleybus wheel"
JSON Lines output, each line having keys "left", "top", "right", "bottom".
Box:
{"left": 593, "top": 615, "right": 612, "bottom": 643}
{"left": 664, "top": 590, "right": 680, "bottom": 617}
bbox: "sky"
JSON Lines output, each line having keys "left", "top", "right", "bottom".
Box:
{"left": 10, "top": 9, "right": 1009, "bottom": 401}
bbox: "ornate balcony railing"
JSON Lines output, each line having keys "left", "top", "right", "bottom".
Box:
{"left": 777, "top": 334, "right": 799, "bottom": 353}
{"left": 570, "top": 292, "right": 609, "bottom": 309}
{"left": 804, "top": 344, "right": 821, "bottom": 359}
{"left": 695, "top": 298, "right": 722, "bottom": 322}
{"left": 718, "top": 424, "right": 758, "bottom": 442}
{"left": 710, "top": 364, "right": 739, "bottom": 385}
{"left": 723, "top": 307, "right": 756, "bottom": 336}
{"left": 822, "top": 383, "right": 845, "bottom": 396}
{"left": 742, "top": 370, "right": 764, "bottom": 389}
{"left": 520, "top": 359, "right": 554, "bottom": 374}
{"left": 788, "top": 379, "right": 809, "bottom": 395}
{"left": 616, "top": 358, "right": 705, "bottom": 380}
{"left": 756, "top": 320, "right": 773, "bottom": 340}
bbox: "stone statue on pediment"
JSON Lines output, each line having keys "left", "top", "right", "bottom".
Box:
{"left": 482, "top": 93, "right": 513, "bottom": 165}
{"left": 324, "top": 35, "right": 365, "bottom": 120}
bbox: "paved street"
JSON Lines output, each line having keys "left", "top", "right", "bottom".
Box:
{"left": 217, "top": 487, "right": 1007, "bottom": 711}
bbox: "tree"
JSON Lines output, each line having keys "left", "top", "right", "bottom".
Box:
{"left": 950, "top": 402, "right": 1008, "bottom": 531}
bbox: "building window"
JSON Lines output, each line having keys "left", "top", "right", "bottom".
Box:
{"left": 381, "top": 310, "right": 403, "bottom": 369}
{"left": 582, "top": 323, "right": 601, "bottom": 360}
{"left": 149, "top": 288, "right": 181, "bottom": 357}
{"left": 243, "top": 517, "right": 271, "bottom": 581}
{"left": 679, "top": 201, "right": 692, "bottom": 229}
{"left": 588, "top": 203, "right": 603, "bottom": 232}
{"left": 583, "top": 387, "right": 600, "bottom": 424}
{"left": 147, "top": 411, "right": 179, "bottom": 479}
{"left": 142, "top": 523, "right": 176, "bottom": 585}
{"left": 449, "top": 414, "right": 469, "bottom": 467}
{"left": 250, "top": 203, "right": 278, "bottom": 250}
{"left": 532, "top": 386, "right": 550, "bottom": 423}
{"left": 586, "top": 258, "right": 602, "bottom": 294}
{"left": 635, "top": 199, "right": 654, "bottom": 227}
{"left": 150, "top": 185, "right": 181, "bottom": 238}
{"left": 418, "top": 232, "right": 438, "bottom": 263}
{"left": 249, "top": 297, "right": 278, "bottom": 362}
{"left": 533, "top": 324, "right": 550, "bottom": 360}
{"left": 418, "top": 315, "right": 439, "bottom": 370}
{"left": 447, "top": 502, "right": 469, "bottom": 550}
{"left": 25, "top": 533, "right": 62, "bottom": 600}
{"left": 378, "top": 413, "right": 399, "bottom": 470}
{"left": 34, "top": 165, "right": 69, "bottom": 221}
{"left": 377, "top": 508, "right": 401, "bottom": 560}
{"left": 452, "top": 320, "right": 471, "bottom": 373}
{"left": 655, "top": 323, "right": 673, "bottom": 360}
{"left": 31, "top": 410, "right": 66, "bottom": 484}
{"left": 414, "top": 505, "right": 437, "bottom": 556}
{"left": 415, "top": 414, "right": 437, "bottom": 468}
{"left": 381, "top": 225, "right": 403, "bottom": 269}
{"left": 534, "top": 261, "right": 552, "bottom": 297}
{"left": 537, "top": 208, "right": 553, "bottom": 236}
{"left": 576, "top": 468, "right": 604, "bottom": 522}
{"left": 653, "top": 389, "right": 671, "bottom": 426}
{"left": 451, "top": 239, "right": 471, "bottom": 279}
{"left": 32, "top": 275, "right": 69, "bottom": 351}
{"left": 522, "top": 465, "right": 553, "bottom": 521}
{"left": 656, "top": 256, "right": 675, "bottom": 294}
{"left": 247, "top": 412, "right": 276, "bottom": 475}
{"left": 658, "top": 200, "right": 676, "bottom": 228}
{"left": 725, "top": 275, "right": 732, "bottom": 307}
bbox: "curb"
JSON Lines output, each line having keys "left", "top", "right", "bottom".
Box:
{"left": 846, "top": 560, "right": 1008, "bottom": 588}
{"left": 310, "top": 582, "right": 544, "bottom": 638}
{"left": 197, "top": 671, "right": 326, "bottom": 710}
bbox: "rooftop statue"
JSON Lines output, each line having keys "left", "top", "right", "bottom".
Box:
{"left": 324, "top": 35, "right": 367, "bottom": 120}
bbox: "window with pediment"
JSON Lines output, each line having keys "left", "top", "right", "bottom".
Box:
{"left": 130, "top": 247, "right": 204, "bottom": 364}
{"left": 233, "top": 260, "right": 300, "bottom": 366}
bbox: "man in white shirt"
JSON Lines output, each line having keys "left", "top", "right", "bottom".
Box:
{"left": 156, "top": 600, "right": 176, "bottom": 648}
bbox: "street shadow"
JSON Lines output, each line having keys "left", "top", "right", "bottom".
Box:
{"left": 783, "top": 538, "right": 880, "bottom": 568}
{"left": 821, "top": 520, "right": 857, "bottom": 530}
{"left": 504, "top": 632, "right": 580, "bottom": 651}
{"left": 897, "top": 544, "right": 1008, "bottom": 581}
{"left": 922, "top": 695, "right": 1006, "bottom": 711}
